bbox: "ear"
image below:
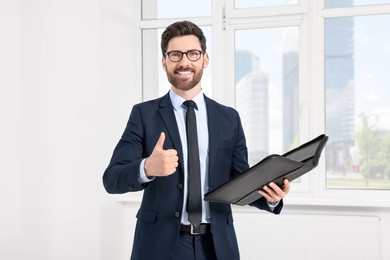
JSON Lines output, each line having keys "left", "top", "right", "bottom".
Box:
{"left": 162, "top": 56, "right": 167, "bottom": 71}
{"left": 202, "top": 52, "right": 209, "bottom": 69}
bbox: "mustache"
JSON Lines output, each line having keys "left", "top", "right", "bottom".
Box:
{"left": 174, "top": 66, "right": 194, "bottom": 73}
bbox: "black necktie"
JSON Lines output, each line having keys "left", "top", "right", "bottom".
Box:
{"left": 183, "top": 100, "right": 202, "bottom": 229}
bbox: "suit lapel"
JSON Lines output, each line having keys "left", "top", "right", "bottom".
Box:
{"left": 157, "top": 93, "right": 185, "bottom": 174}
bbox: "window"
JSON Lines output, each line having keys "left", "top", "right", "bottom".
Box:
{"left": 234, "top": 27, "right": 300, "bottom": 166}
{"left": 139, "top": 0, "right": 390, "bottom": 205}
{"left": 325, "top": 14, "right": 390, "bottom": 190}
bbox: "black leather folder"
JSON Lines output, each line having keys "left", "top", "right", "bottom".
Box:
{"left": 204, "top": 134, "right": 328, "bottom": 206}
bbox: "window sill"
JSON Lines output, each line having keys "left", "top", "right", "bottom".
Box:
{"left": 113, "top": 192, "right": 390, "bottom": 209}
{"left": 284, "top": 197, "right": 390, "bottom": 208}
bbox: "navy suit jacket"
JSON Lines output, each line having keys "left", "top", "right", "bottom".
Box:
{"left": 103, "top": 93, "right": 283, "bottom": 260}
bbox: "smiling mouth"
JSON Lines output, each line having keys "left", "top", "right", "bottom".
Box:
{"left": 175, "top": 70, "right": 194, "bottom": 79}
{"left": 177, "top": 71, "right": 192, "bottom": 75}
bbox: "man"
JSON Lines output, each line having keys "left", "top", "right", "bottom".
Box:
{"left": 103, "top": 20, "right": 290, "bottom": 260}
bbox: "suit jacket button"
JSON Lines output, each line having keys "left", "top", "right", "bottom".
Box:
{"left": 175, "top": 212, "right": 180, "bottom": 218}
{"left": 177, "top": 184, "right": 183, "bottom": 189}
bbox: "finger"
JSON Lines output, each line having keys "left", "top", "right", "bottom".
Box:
{"left": 154, "top": 132, "right": 165, "bottom": 150}
{"left": 268, "top": 182, "right": 280, "bottom": 191}
{"left": 283, "top": 179, "right": 291, "bottom": 192}
{"left": 165, "top": 149, "right": 178, "bottom": 157}
{"left": 263, "top": 185, "right": 277, "bottom": 197}
{"left": 165, "top": 155, "right": 179, "bottom": 165}
{"left": 258, "top": 189, "right": 275, "bottom": 202}
{"left": 171, "top": 161, "right": 179, "bottom": 168}
{"left": 269, "top": 182, "right": 286, "bottom": 196}
{"left": 163, "top": 162, "right": 179, "bottom": 176}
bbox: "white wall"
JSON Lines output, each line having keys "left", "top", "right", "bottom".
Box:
{"left": 1, "top": 1, "right": 389, "bottom": 260}
{"left": 0, "top": 0, "right": 138, "bottom": 259}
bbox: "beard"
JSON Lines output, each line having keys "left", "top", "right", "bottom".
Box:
{"left": 166, "top": 66, "right": 204, "bottom": 91}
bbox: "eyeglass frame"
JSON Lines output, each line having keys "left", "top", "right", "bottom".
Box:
{"left": 164, "top": 49, "right": 205, "bottom": 62}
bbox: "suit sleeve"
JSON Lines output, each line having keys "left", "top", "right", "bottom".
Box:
{"left": 102, "top": 105, "right": 147, "bottom": 194}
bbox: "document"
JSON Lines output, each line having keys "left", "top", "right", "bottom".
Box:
{"left": 204, "top": 134, "right": 328, "bottom": 206}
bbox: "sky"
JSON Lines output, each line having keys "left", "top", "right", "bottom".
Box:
{"left": 353, "top": 14, "right": 390, "bottom": 129}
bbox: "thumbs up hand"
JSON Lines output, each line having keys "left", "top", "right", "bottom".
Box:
{"left": 144, "top": 132, "right": 179, "bottom": 177}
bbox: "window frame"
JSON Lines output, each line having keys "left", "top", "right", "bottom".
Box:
{"left": 319, "top": 2, "right": 390, "bottom": 206}
{"left": 225, "top": 17, "right": 312, "bottom": 196}
{"left": 135, "top": 0, "right": 390, "bottom": 207}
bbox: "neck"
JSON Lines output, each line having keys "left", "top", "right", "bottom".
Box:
{"left": 171, "top": 85, "right": 202, "bottom": 100}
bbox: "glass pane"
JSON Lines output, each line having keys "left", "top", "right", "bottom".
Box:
{"left": 142, "top": 27, "right": 213, "bottom": 99}
{"left": 325, "top": 15, "right": 390, "bottom": 190}
{"left": 235, "top": 0, "right": 299, "bottom": 9}
{"left": 235, "top": 27, "right": 299, "bottom": 167}
{"left": 142, "top": 0, "right": 211, "bottom": 19}
{"left": 325, "top": 0, "right": 390, "bottom": 8}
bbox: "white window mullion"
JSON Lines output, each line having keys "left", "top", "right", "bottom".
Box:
{"left": 305, "top": 0, "right": 327, "bottom": 199}
{"left": 210, "top": 0, "right": 228, "bottom": 103}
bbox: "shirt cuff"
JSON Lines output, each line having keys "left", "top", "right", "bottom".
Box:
{"left": 267, "top": 201, "right": 280, "bottom": 211}
{"left": 138, "top": 158, "right": 155, "bottom": 184}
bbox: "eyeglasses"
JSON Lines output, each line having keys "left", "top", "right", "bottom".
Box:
{"left": 165, "top": 49, "right": 204, "bottom": 62}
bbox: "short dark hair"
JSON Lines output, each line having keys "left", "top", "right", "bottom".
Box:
{"left": 161, "top": 21, "right": 207, "bottom": 56}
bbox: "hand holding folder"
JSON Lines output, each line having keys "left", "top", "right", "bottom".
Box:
{"left": 204, "top": 134, "right": 329, "bottom": 206}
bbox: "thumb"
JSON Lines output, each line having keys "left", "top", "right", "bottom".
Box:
{"left": 154, "top": 132, "right": 166, "bottom": 150}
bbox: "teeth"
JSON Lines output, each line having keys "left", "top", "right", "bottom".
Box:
{"left": 177, "top": 71, "right": 192, "bottom": 75}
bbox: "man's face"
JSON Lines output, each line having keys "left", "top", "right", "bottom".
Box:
{"left": 162, "top": 35, "right": 209, "bottom": 91}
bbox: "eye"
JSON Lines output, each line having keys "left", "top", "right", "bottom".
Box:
{"left": 188, "top": 50, "right": 201, "bottom": 59}
{"left": 169, "top": 51, "right": 182, "bottom": 60}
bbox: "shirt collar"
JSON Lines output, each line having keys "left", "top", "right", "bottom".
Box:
{"left": 169, "top": 89, "right": 205, "bottom": 111}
